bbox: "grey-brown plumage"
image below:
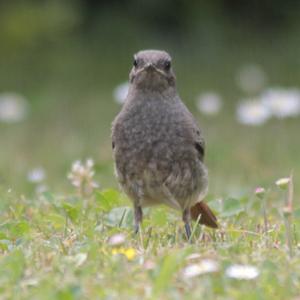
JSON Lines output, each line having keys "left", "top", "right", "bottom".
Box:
{"left": 112, "top": 50, "right": 217, "bottom": 238}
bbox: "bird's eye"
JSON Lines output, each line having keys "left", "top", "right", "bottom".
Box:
{"left": 164, "top": 61, "right": 171, "bottom": 70}
{"left": 133, "top": 59, "right": 138, "bottom": 67}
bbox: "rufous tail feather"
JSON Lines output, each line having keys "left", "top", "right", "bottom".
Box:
{"left": 190, "top": 201, "right": 218, "bottom": 228}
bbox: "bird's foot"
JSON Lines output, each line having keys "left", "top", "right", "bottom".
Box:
{"left": 185, "top": 223, "right": 192, "bottom": 241}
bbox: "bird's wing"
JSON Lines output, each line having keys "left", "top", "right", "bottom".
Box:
{"left": 184, "top": 108, "right": 206, "bottom": 161}
{"left": 176, "top": 97, "right": 206, "bottom": 161}
{"left": 194, "top": 130, "right": 205, "bottom": 162}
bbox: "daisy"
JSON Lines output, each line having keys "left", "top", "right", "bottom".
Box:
{"left": 181, "top": 259, "right": 219, "bottom": 279}
{"left": 236, "top": 99, "right": 271, "bottom": 126}
{"left": 196, "top": 92, "right": 222, "bottom": 116}
{"left": 261, "top": 87, "right": 300, "bottom": 118}
{"left": 226, "top": 264, "right": 259, "bottom": 280}
{"left": 113, "top": 82, "right": 129, "bottom": 104}
{"left": 0, "top": 93, "right": 29, "bottom": 123}
{"left": 236, "top": 64, "right": 266, "bottom": 93}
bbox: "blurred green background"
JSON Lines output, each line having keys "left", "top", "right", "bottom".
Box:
{"left": 1, "top": 0, "right": 300, "bottom": 195}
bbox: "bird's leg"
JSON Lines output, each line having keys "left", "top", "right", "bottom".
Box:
{"left": 134, "top": 203, "right": 143, "bottom": 234}
{"left": 182, "top": 208, "right": 191, "bottom": 240}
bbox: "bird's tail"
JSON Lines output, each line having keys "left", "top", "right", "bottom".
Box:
{"left": 190, "top": 201, "right": 218, "bottom": 228}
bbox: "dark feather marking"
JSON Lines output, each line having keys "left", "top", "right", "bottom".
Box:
{"left": 195, "top": 142, "right": 204, "bottom": 160}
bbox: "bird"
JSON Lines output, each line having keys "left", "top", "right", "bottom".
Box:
{"left": 111, "top": 49, "right": 217, "bottom": 239}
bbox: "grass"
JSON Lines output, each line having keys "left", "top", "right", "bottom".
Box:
{"left": 0, "top": 174, "right": 300, "bottom": 299}
{"left": 1, "top": 34, "right": 300, "bottom": 194}
{"left": 1, "top": 22, "right": 300, "bottom": 299}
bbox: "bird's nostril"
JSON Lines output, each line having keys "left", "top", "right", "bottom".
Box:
{"left": 145, "top": 63, "right": 155, "bottom": 70}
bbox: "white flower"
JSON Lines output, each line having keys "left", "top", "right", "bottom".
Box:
{"left": 86, "top": 158, "right": 94, "bottom": 169}
{"left": 254, "top": 187, "right": 266, "bottom": 199}
{"left": 68, "top": 158, "right": 99, "bottom": 196}
{"left": 236, "top": 99, "right": 271, "bottom": 126}
{"left": 275, "top": 177, "right": 291, "bottom": 189}
{"left": 261, "top": 88, "right": 300, "bottom": 118}
{"left": 0, "top": 93, "right": 29, "bottom": 123}
{"left": 225, "top": 264, "right": 259, "bottom": 280}
{"left": 27, "top": 167, "right": 46, "bottom": 183}
{"left": 108, "top": 233, "right": 126, "bottom": 246}
{"left": 196, "top": 92, "right": 222, "bottom": 115}
{"left": 181, "top": 259, "right": 219, "bottom": 279}
{"left": 113, "top": 82, "right": 129, "bottom": 104}
{"left": 236, "top": 64, "right": 266, "bottom": 93}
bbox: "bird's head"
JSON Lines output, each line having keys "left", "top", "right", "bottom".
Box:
{"left": 129, "top": 50, "right": 176, "bottom": 91}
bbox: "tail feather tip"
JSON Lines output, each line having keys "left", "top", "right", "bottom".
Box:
{"left": 190, "top": 201, "right": 218, "bottom": 229}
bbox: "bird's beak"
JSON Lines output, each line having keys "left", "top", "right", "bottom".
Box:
{"left": 144, "top": 63, "right": 156, "bottom": 71}
{"left": 136, "top": 62, "right": 166, "bottom": 78}
{"left": 143, "top": 63, "right": 166, "bottom": 76}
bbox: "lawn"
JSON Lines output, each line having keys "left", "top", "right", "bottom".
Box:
{"left": 1, "top": 29, "right": 300, "bottom": 299}
{"left": 0, "top": 171, "right": 299, "bottom": 299}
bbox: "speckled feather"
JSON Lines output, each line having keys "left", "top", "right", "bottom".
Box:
{"left": 112, "top": 50, "right": 217, "bottom": 229}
